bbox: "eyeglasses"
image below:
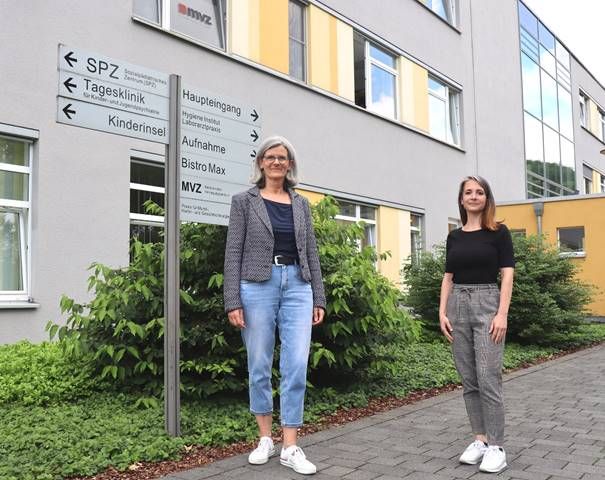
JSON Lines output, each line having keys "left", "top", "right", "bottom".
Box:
{"left": 263, "top": 155, "right": 289, "bottom": 164}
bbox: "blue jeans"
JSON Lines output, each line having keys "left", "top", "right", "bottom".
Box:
{"left": 240, "top": 265, "right": 313, "bottom": 427}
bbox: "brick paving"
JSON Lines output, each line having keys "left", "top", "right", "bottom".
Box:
{"left": 157, "top": 345, "right": 605, "bottom": 479}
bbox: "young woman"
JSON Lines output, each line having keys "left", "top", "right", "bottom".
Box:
{"left": 224, "top": 135, "right": 325, "bottom": 475}
{"left": 439, "top": 176, "right": 515, "bottom": 473}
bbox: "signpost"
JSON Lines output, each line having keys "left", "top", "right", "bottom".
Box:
{"left": 55, "top": 45, "right": 261, "bottom": 438}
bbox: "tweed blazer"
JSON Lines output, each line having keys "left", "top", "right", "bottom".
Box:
{"left": 223, "top": 186, "right": 326, "bottom": 313}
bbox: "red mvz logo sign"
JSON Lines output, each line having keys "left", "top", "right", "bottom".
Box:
{"left": 178, "top": 3, "right": 213, "bottom": 25}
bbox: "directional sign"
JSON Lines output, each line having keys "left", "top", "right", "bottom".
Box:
{"left": 181, "top": 84, "right": 261, "bottom": 126}
{"left": 58, "top": 71, "right": 169, "bottom": 120}
{"left": 180, "top": 131, "right": 257, "bottom": 164}
{"left": 57, "top": 97, "right": 168, "bottom": 143}
{"left": 179, "top": 84, "right": 260, "bottom": 224}
{"left": 59, "top": 45, "right": 169, "bottom": 97}
{"left": 181, "top": 107, "right": 259, "bottom": 146}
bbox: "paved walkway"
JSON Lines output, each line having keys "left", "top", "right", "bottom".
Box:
{"left": 158, "top": 345, "right": 605, "bottom": 480}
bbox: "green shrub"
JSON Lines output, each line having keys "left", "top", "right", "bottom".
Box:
{"left": 48, "top": 196, "right": 419, "bottom": 399}
{"left": 402, "top": 234, "right": 594, "bottom": 345}
{"left": 0, "top": 341, "right": 99, "bottom": 406}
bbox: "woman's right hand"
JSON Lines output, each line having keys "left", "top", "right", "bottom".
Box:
{"left": 439, "top": 313, "right": 453, "bottom": 343}
{"left": 228, "top": 308, "right": 246, "bottom": 329}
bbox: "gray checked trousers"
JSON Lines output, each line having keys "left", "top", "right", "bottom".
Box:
{"left": 447, "top": 283, "right": 505, "bottom": 445}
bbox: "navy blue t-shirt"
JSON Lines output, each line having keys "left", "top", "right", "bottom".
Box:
{"left": 263, "top": 198, "right": 298, "bottom": 259}
{"left": 445, "top": 224, "right": 515, "bottom": 284}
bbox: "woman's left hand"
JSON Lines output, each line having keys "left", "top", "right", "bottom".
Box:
{"left": 489, "top": 313, "right": 507, "bottom": 344}
{"left": 312, "top": 307, "right": 324, "bottom": 326}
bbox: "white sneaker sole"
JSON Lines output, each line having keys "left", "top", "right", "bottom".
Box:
{"left": 479, "top": 461, "right": 507, "bottom": 473}
{"left": 248, "top": 447, "right": 275, "bottom": 465}
{"left": 459, "top": 456, "right": 483, "bottom": 465}
{"left": 280, "top": 458, "right": 317, "bottom": 475}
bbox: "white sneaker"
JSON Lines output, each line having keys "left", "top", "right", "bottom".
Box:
{"left": 479, "top": 445, "right": 507, "bottom": 473}
{"left": 459, "top": 440, "right": 488, "bottom": 464}
{"left": 248, "top": 436, "right": 275, "bottom": 465}
{"left": 280, "top": 445, "right": 317, "bottom": 475}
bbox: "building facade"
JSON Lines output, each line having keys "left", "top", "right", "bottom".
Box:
{"left": 1, "top": 0, "right": 604, "bottom": 343}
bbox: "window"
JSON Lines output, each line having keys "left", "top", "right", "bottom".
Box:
{"left": 410, "top": 214, "right": 424, "bottom": 264}
{"left": 130, "top": 157, "right": 164, "bottom": 247}
{"left": 288, "top": 0, "right": 306, "bottom": 81}
{"left": 579, "top": 93, "right": 588, "bottom": 128}
{"left": 134, "top": 0, "right": 227, "bottom": 50}
{"left": 0, "top": 136, "right": 32, "bottom": 301}
{"left": 134, "top": 0, "right": 161, "bottom": 24}
{"left": 583, "top": 176, "right": 592, "bottom": 194}
{"left": 335, "top": 199, "right": 376, "bottom": 250}
{"left": 424, "top": 0, "right": 457, "bottom": 26}
{"left": 510, "top": 229, "right": 526, "bottom": 237}
{"left": 368, "top": 43, "right": 398, "bottom": 119}
{"left": 448, "top": 218, "right": 461, "bottom": 232}
{"left": 558, "top": 227, "right": 585, "bottom": 257}
{"left": 428, "top": 76, "right": 461, "bottom": 145}
{"left": 353, "top": 34, "right": 398, "bottom": 119}
{"left": 600, "top": 110, "right": 605, "bottom": 141}
{"left": 601, "top": 174, "right": 605, "bottom": 193}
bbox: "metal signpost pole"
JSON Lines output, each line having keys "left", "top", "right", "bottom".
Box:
{"left": 164, "top": 73, "right": 181, "bottom": 437}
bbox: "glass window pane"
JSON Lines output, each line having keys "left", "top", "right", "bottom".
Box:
{"left": 0, "top": 138, "right": 28, "bottom": 167}
{"left": 288, "top": 1, "right": 304, "bottom": 41}
{"left": 171, "top": 0, "right": 226, "bottom": 49}
{"left": 521, "top": 53, "right": 542, "bottom": 118}
{"left": 556, "top": 40, "right": 570, "bottom": 70}
{"left": 360, "top": 205, "right": 376, "bottom": 220}
{"left": 541, "top": 71, "right": 559, "bottom": 130}
{"left": 130, "top": 223, "right": 163, "bottom": 244}
{"left": 338, "top": 200, "right": 356, "bottom": 218}
{"left": 558, "top": 85, "right": 573, "bottom": 140}
{"left": 429, "top": 95, "right": 447, "bottom": 141}
{"left": 289, "top": 40, "right": 305, "bottom": 81}
{"left": 131, "top": 160, "right": 164, "bottom": 187}
{"left": 524, "top": 113, "right": 543, "bottom": 173}
{"left": 518, "top": 2, "right": 538, "bottom": 38}
{"left": 428, "top": 0, "right": 450, "bottom": 23}
{"left": 539, "top": 46, "right": 556, "bottom": 77}
{"left": 559, "top": 227, "right": 584, "bottom": 252}
{"left": 560, "top": 136, "right": 575, "bottom": 191}
{"left": 527, "top": 175, "right": 544, "bottom": 198}
{"left": 130, "top": 189, "right": 165, "bottom": 215}
{"left": 353, "top": 33, "right": 366, "bottom": 108}
{"left": 133, "top": 0, "right": 160, "bottom": 24}
{"left": 0, "top": 171, "right": 29, "bottom": 201}
{"left": 369, "top": 44, "right": 395, "bottom": 68}
{"left": 0, "top": 211, "right": 23, "bottom": 291}
{"left": 361, "top": 224, "right": 376, "bottom": 249}
{"left": 370, "top": 65, "right": 396, "bottom": 118}
{"left": 538, "top": 22, "right": 555, "bottom": 54}
{"left": 428, "top": 78, "right": 446, "bottom": 97}
{"left": 543, "top": 125, "right": 561, "bottom": 185}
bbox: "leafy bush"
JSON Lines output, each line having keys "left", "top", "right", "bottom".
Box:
{"left": 402, "top": 234, "right": 595, "bottom": 345}
{"left": 0, "top": 341, "right": 99, "bottom": 406}
{"left": 48, "top": 196, "right": 419, "bottom": 399}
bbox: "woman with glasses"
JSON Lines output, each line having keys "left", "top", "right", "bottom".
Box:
{"left": 224, "top": 135, "right": 325, "bottom": 475}
{"left": 438, "top": 176, "right": 515, "bottom": 474}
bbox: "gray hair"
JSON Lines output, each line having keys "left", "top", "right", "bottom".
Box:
{"left": 251, "top": 135, "right": 299, "bottom": 188}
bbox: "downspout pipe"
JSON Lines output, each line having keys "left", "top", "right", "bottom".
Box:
{"left": 533, "top": 201, "right": 544, "bottom": 236}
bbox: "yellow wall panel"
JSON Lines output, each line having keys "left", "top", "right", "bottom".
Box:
{"left": 377, "top": 206, "right": 406, "bottom": 286}
{"left": 308, "top": 5, "right": 353, "bottom": 100}
{"left": 592, "top": 170, "right": 601, "bottom": 194}
{"left": 259, "top": 0, "right": 289, "bottom": 74}
{"left": 336, "top": 21, "right": 355, "bottom": 101}
{"left": 498, "top": 198, "right": 605, "bottom": 316}
{"left": 295, "top": 189, "right": 325, "bottom": 205}
{"left": 228, "top": 0, "right": 287, "bottom": 74}
{"left": 399, "top": 57, "right": 429, "bottom": 132}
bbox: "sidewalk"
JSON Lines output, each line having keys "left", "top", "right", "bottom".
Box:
{"left": 157, "top": 345, "right": 605, "bottom": 479}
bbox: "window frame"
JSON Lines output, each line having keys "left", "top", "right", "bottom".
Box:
{"left": 428, "top": 75, "right": 461, "bottom": 145}
{"left": 129, "top": 156, "right": 165, "bottom": 244}
{"left": 557, "top": 226, "right": 585, "bottom": 258}
{"left": 365, "top": 40, "right": 399, "bottom": 120}
{"left": 288, "top": 0, "right": 307, "bottom": 82}
{"left": 133, "top": 0, "right": 228, "bottom": 51}
{"left": 0, "top": 134, "right": 33, "bottom": 302}
{"left": 334, "top": 199, "right": 377, "bottom": 251}
{"left": 410, "top": 213, "right": 424, "bottom": 264}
